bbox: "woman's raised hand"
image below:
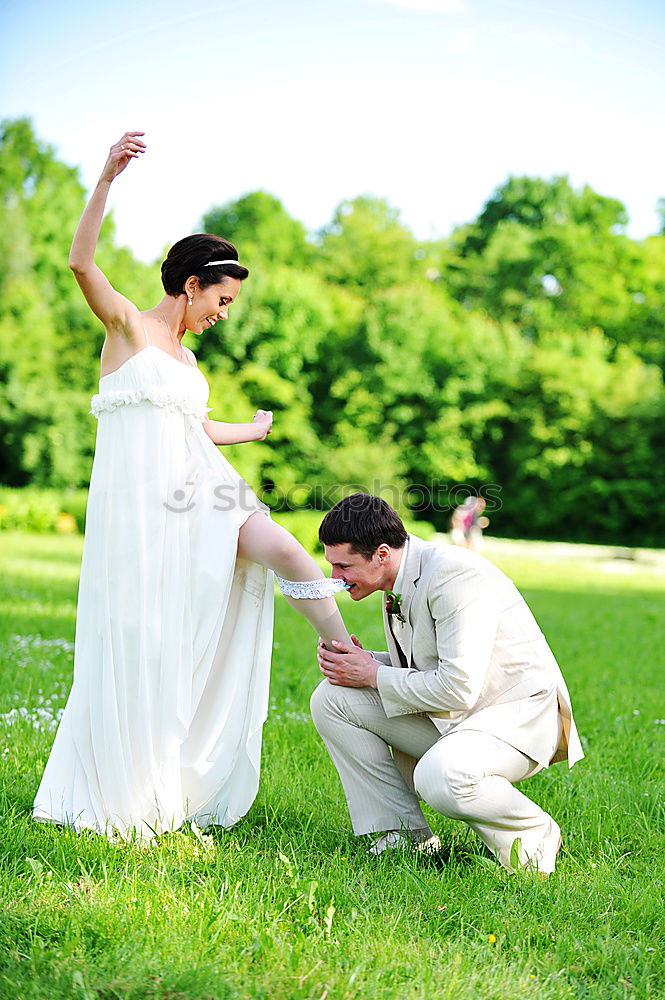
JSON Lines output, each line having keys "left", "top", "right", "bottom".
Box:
{"left": 99, "top": 132, "right": 146, "bottom": 183}
{"left": 252, "top": 409, "right": 273, "bottom": 440}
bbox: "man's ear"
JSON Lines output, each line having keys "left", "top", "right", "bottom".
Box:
{"left": 376, "top": 544, "right": 392, "bottom": 564}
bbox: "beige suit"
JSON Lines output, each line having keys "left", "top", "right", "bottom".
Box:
{"left": 311, "top": 535, "right": 584, "bottom": 871}
{"left": 375, "top": 534, "right": 583, "bottom": 775}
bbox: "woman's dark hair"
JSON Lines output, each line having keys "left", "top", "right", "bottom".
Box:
{"left": 318, "top": 493, "right": 408, "bottom": 559}
{"left": 161, "top": 234, "right": 249, "bottom": 296}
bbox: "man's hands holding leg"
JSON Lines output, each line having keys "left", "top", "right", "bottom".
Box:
{"left": 317, "top": 635, "right": 379, "bottom": 689}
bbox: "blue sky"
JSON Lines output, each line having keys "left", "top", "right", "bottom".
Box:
{"left": 1, "top": 0, "right": 664, "bottom": 262}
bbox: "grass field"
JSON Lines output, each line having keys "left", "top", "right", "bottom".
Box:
{"left": 1, "top": 531, "right": 664, "bottom": 1000}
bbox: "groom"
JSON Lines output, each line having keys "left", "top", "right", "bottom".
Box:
{"left": 311, "top": 494, "right": 583, "bottom": 874}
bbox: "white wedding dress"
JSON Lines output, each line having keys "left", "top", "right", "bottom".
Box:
{"left": 33, "top": 325, "right": 274, "bottom": 840}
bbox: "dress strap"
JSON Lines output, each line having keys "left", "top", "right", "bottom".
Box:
{"left": 143, "top": 324, "right": 151, "bottom": 348}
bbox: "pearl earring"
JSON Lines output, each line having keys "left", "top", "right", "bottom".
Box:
{"left": 187, "top": 295, "right": 193, "bottom": 306}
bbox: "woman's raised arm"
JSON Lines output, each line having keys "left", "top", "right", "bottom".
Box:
{"left": 69, "top": 132, "right": 146, "bottom": 330}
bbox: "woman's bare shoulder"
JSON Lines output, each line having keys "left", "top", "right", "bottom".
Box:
{"left": 98, "top": 310, "right": 147, "bottom": 377}
{"left": 102, "top": 302, "right": 144, "bottom": 343}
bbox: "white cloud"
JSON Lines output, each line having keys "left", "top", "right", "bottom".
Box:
{"left": 371, "top": 0, "right": 467, "bottom": 13}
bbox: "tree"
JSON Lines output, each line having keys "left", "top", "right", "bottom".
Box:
{"left": 445, "top": 175, "right": 650, "bottom": 356}
{"left": 203, "top": 190, "right": 312, "bottom": 267}
{"left": 479, "top": 330, "right": 665, "bottom": 543}
{"left": 317, "top": 196, "right": 421, "bottom": 291}
{"left": 2, "top": 118, "right": 664, "bottom": 546}
{"left": 0, "top": 118, "right": 161, "bottom": 487}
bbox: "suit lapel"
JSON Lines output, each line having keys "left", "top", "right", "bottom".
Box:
{"left": 383, "top": 535, "right": 426, "bottom": 669}
{"left": 398, "top": 535, "right": 425, "bottom": 667}
{"left": 382, "top": 601, "right": 407, "bottom": 668}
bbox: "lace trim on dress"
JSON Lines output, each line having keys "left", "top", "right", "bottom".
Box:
{"left": 89, "top": 387, "right": 213, "bottom": 422}
{"left": 275, "top": 576, "right": 350, "bottom": 599}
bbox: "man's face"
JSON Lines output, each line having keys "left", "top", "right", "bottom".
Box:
{"left": 324, "top": 543, "right": 389, "bottom": 601}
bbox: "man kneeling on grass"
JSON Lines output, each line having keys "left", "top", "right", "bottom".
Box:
{"left": 311, "top": 494, "right": 583, "bottom": 875}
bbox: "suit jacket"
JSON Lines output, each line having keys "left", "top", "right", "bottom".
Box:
{"left": 373, "top": 535, "right": 583, "bottom": 770}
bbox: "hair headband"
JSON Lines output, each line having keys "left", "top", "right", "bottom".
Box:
{"left": 204, "top": 259, "right": 242, "bottom": 267}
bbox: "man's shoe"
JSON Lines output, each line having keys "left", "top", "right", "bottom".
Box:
{"left": 415, "top": 833, "right": 443, "bottom": 856}
{"left": 368, "top": 828, "right": 442, "bottom": 856}
{"left": 527, "top": 820, "right": 562, "bottom": 876}
{"left": 368, "top": 830, "right": 406, "bottom": 855}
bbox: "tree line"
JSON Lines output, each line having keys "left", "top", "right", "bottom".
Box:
{"left": 1, "top": 118, "right": 664, "bottom": 545}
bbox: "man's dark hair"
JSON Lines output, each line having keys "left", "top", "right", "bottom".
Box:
{"left": 161, "top": 234, "right": 249, "bottom": 296}
{"left": 318, "top": 493, "right": 408, "bottom": 559}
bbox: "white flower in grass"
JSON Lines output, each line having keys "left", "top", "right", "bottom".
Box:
{"left": 0, "top": 702, "right": 62, "bottom": 732}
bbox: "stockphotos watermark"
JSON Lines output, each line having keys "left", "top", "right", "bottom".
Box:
{"left": 163, "top": 480, "right": 503, "bottom": 514}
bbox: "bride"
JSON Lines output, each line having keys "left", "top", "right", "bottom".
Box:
{"left": 33, "top": 131, "right": 351, "bottom": 840}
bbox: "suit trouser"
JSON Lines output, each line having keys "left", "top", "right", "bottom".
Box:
{"left": 310, "top": 680, "right": 561, "bottom": 870}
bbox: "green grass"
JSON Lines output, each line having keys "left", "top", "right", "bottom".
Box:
{"left": 1, "top": 531, "right": 664, "bottom": 999}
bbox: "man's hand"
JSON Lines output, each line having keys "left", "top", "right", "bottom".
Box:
{"left": 317, "top": 635, "right": 379, "bottom": 689}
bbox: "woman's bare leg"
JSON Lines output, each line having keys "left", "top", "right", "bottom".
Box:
{"left": 238, "top": 513, "right": 351, "bottom": 648}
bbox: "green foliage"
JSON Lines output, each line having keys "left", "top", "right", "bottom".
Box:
{"left": 0, "top": 486, "right": 89, "bottom": 532}
{"left": 0, "top": 487, "right": 61, "bottom": 531}
{"left": 317, "top": 195, "right": 420, "bottom": 289}
{"left": 636, "top": 233, "right": 665, "bottom": 366}
{"left": 203, "top": 189, "right": 312, "bottom": 268}
{"left": 1, "top": 118, "right": 664, "bottom": 544}
{"left": 445, "top": 174, "right": 665, "bottom": 364}
{"left": 0, "top": 118, "right": 161, "bottom": 488}
{"left": 481, "top": 330, "right": 665, "bottom": 540}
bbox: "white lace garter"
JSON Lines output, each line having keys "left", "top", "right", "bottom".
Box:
{"left": 89, "top": 387, "right": 213, "bottom": 422}
{"left": 276, "top": 576, "right": 350, "bottom": 599}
